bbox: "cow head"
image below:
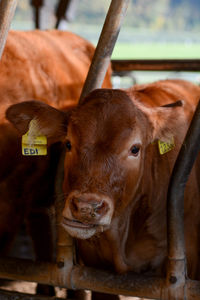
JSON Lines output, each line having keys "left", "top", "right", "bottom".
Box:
{"left": 6, "top": 89, "right": 183, "bottom": 239}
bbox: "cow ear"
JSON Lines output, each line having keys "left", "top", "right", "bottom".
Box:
{"left": 6, "top": 100, "right": 69, "bottom": 143}
{"left": 142, "top": 101, "right": 185, "bottom": 143}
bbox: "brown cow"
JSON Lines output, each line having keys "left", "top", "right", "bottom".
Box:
{"left": 0, "top": 29, "right": 111, "bottom": 120}
{"left": 0, "top": 29, "right": 111, "bottom": 296}
{"left": 6, "top": 79, "right": 200, "bottom": 299}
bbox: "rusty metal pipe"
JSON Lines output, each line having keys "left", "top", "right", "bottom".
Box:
{"left": 55, "top": 147, "right": 74, "bottom": 287}
{"left": 55, "top": 0, "right": 71, "bottom": 29}
{"left": 1, "top": 257, "right": 200, "bottom": 299}
{"left": 79, "top": 0, "right": 130, "bottom": 103}
{"left": 30, "top": 0, "right": 43, "bottom": 29}
{"left": 111, "top": 59, "right": 200, "bottom": 72}
{"left": 0, "top": 257, "right": 59, "bottom": 286}
{"left": 0, "top": 256, "right": 163, "bottom": 298}
{"left": 71, "top": 265, "right": 165, "bottom": 298}
{"left": 0, "top": 0, "right": 17, "bottom": 59}
{"left": 166, "top": 101, "right": 200, "bottom": 298}
{"left": 167, "top": 101, "right": 200, "bottom": 260}
{"left": 33, "top": 6, "right": 40, "bottom": 29}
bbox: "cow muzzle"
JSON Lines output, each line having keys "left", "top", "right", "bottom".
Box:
{"left": 62, "top": 192, "right": 114, "bottom": 239}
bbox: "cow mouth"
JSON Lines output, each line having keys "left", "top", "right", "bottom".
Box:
{"left": 62, "top": 217, "right": 97, "bottom": 229}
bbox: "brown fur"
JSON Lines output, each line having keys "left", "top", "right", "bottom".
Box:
{"left": 6, "top": 79, "right": 200, "bottom": 283}
{"left": 0, "top": 29, "right": 111, "bottom": 255}
{"left": 0, "top": 30, "right": 111, "bottom": 121}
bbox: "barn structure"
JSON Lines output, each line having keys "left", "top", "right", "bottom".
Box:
{"left": 0, "top": 0, "right": 200, "bottom": 299}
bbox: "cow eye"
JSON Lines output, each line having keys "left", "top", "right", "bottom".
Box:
{"left": 130, "top": 145, "right": 140, "bottom": 156}
{"left": 66, "top": 140, "right": 72, "bottom": 151}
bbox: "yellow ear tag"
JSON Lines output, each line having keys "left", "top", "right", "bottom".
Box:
{"left": 158, "top": 138, "right": 175, "bottom": 155}
{"left": 22, "top": 120, "right": 47, "bottom": 156}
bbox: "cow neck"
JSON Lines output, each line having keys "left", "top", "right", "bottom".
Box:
{"left": 77, "top": 141, "right": 180, "bottom": 274}
{"left": 107, "top": 142, "right": 177, "bottom": 274}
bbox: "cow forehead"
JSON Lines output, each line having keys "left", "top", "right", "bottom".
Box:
{"left": 68, "top": 93, "right": 144, "bottom": 147}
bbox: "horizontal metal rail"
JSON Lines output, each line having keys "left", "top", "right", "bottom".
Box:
{"left": 111, "top": 59, "right": 200, "bottom": 72}
{"left": 0, "top": 257, "right": 200, "bottom": 299}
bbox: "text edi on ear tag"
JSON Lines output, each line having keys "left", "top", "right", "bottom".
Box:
{"left": 22, "top": 119, "right": 47, "bottom": 156}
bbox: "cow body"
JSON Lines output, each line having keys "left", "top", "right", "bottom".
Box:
{"left": 0, "top": 29, "right": 111, "bottom": 254}
{"left": 0, "top": 29, "right": 110, "bottom": 122}
{"left": 61, "top": 79, "right": 200, "bottom": 278}
{"left": 6, "top": 79, "right": 200, "bottom": 289}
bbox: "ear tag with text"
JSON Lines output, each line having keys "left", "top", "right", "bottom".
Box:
{"left": 158, "top": 138, "right": 175, "bottom": 155}
{"left": 22, "top": 120, "right": 47, "bottom": 156}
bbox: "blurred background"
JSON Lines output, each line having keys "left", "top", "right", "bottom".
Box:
{"left": 11, "top": 0, "right": 200, "bottom": 87}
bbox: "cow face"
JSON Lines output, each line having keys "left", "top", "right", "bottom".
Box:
{"left": 61, "top": 90, "right": 152, "bottom": 239}
{"left": 6, "top": 89, "right": 183, "bottom": 240}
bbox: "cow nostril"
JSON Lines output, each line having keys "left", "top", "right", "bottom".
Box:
{"left": 94, "top": 201, "right": 107, "bottom": 214}
{"left": 69, "top": 195, "right": 109, "bottom": 220}
{"left": 70, "top": 197, "right": 93, "bottom": 216}
{"left": 80, "top": 207, "right": 91, "bottom": 213}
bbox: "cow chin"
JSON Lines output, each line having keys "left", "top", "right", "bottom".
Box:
{"left": 62, "top": 219, "right": 108, "bottom": 239}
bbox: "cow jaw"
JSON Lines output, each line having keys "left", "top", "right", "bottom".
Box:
{"left": 62, "top": 192, "right": 114, "bottom": 239}
{"left": 62, "top": 218, "right": 107, "bottom": 239}
{"left": 62, "top": 217, "right": 110, "bottom": 239}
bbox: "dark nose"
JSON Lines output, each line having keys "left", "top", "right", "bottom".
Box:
{"left": 70, "top": 196, "right": 108, "bottom": 222}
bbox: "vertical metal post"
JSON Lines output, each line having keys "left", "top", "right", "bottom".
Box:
{"left": 79, "top": 0, "right": 130, "bottom": 103}
{"left": 55, "top": 0, "right": 72, "bottom": 29}
{"left": 30, "top": 0, "right": 44, "bottom": 29}
{"left": 0, "top": 0, "right": 17, "bottom": 59}
{"left": 166, "top": 101, "right": 200, "bottom": 299}
{"left": 55, "top": 147, "right": 74, "bottom": 287}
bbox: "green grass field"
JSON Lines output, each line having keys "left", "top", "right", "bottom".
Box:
{"left": 111, "top": 43, "right": 200, "bottom": 59}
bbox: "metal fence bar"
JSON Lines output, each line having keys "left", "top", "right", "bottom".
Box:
{"left": 1, "top": 256, "right": 200, "bottom": 299}
{"left": 55, "top": 0, "right": 72, "bottom": 29}
{"left": 30, "top": 0, "right": 44, "bottom": 29}
{"left": 55, "top": 147, "right": 74, "bottom": 288}
{"left": 0, "top": 0, "right": 17, "bottom": 59}
{"left": 79, "top": 0, "right": 130, "bottom": 103}
{"left": 111, "top": 59, "right": 200, "bottom": 72}
{"left": 71, "top": 265, "right": 165, "bottom": 298}
{"left": 166, "top": 101, "right": 200, "bottom": 299}
{"left": 0, "top": 257, "right": 165, "bottom": 298}
{"left": 168, "top": 100, "right": 200, "bottom": 259}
